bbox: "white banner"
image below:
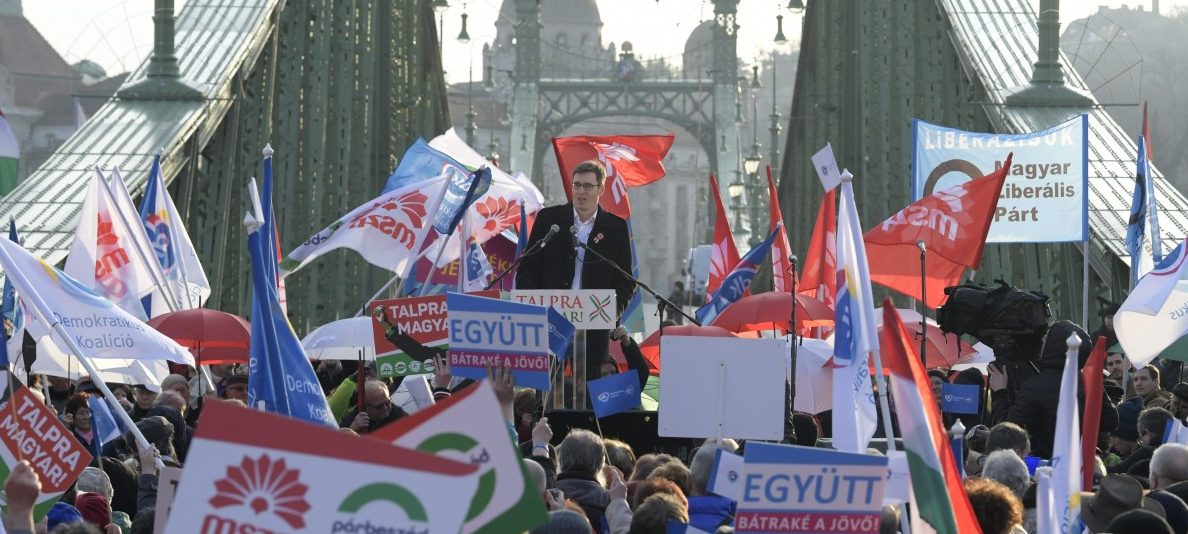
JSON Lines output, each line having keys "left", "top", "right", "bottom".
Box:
{"left": 912, "top": 115, "right": 1088, "bottom": 243}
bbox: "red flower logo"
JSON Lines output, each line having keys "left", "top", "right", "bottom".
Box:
{"left": 474, "top": 196, "right": 521, "bottom": 235}
{"left": 209, "top": 455, "right": 311, "bottom": 529}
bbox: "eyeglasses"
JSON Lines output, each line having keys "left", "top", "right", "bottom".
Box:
{"left": 572, "top": 182, "right": 601, "bottom": 192}
{"left": 366, "top": 400, "right": 391, "bottom": 411}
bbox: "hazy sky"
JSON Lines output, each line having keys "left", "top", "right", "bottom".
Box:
{"left": 23, "top": 0, "right": 1187, "bottom": 84}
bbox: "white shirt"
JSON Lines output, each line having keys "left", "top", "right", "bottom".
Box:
{"left": 572, "top": 208, "right": 597, "bottom": 289}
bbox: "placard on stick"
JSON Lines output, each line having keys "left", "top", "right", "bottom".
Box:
{"left": 658, "top": 336, "right": 785, "bottom": 440}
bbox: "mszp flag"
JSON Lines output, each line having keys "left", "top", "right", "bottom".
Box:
{"left": 767, "top": 168, "right": 795, "bottom": 294}
{"left": 65, "top": 170, "right": 158, "bottom": 320}
{"left": 881, "top": 301, "right": 982, "bottom": 534}
{"left": 707, "top": 175, "right": 740, "bottom": 300}
{"left": 371, "top": 381, "right": 547, "bottom": 533}
{"left": 0, "top": 238, "right": 193, "bottom": 366}
{"left": 831, "top": 174, "right": 878, "bottom": 453}
{"left": 139, "top": 153, "right": 211, "bottom": 311}
{"left": 167, "top": 400, "right": 480, "bottom": 533}
{"left": 1115, "top": 239, "right": 1188, "bottom": 368}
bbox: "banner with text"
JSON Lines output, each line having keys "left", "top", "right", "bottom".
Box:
{"left": 371, "top": 291, "right": 498, "bottom": 377}
{"left": 912, "top": 115, "right": 1088, "bottom": 243}
{"left": 503, "top": 290, "right": 617, "bottom": 330}
{"left": 736, "top": 442, "right": 886, "bottom": 534}
{"left": 0, "top": 378, "right": 92, "bottom": 521}
{"left": 446, "top": 292, "right": 551, "bottom": 389}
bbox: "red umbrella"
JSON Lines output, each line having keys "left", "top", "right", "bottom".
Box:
{"left": 638, "top": 325, "right": 738, "bottom": 375}
{"left": 708, "top": 292, "right": 835, "bottom": 334}
{"left": 147, "top": 308, "right": 251, "bottom": 365}
{"left": 875, "top": 308, "right": 977, "bottom": 369}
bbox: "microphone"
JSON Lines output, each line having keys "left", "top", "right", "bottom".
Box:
{"left": 916, "top": 240, "right": 926, "bottom": 253}
{"left": 537, "top": 224, "right": 560, "bottom": 248}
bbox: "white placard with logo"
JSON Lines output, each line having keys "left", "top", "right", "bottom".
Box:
{"left": 912, "top": 115, "right": 1088, "bottom": 243}
{"left": 504, "top": 290, "right": 617, "bottom": 329}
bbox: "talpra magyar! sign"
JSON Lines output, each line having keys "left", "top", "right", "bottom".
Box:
{"left": 0, "top": 384, "right": 92, "bottom": 520}
{"left": 912, "top": 114, "right": 1088, "bottom": 243}
{"left": 503, "top": 290, "right": 617, "bottom": 330}
{"left": 370, "top": 291, "right": 498, "bottom": 377}
{"left": 736, "top": 442, "right": 886, "bottom": 534}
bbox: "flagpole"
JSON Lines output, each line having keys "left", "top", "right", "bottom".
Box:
{"left": 0, "top": 242, "right": 164, "bottom": 470}
{"left": 1082, "top": 239, "right": 1090, "bottom": 329}
{"left": 918, "top": 241, "right": 928, "bottom": 367}
{"left": 353, "top": 177, "right": 453, "bottom": 316}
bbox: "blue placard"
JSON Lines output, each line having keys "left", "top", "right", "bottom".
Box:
{"left": 941, "top": 382, "right": 981, "bottom": 415}
{"left": 587, "top": 371, "right": 640, "bottom": 418}
{"left": 547, "top": 306, "right": 576, "bottom": 363}
{"left": 446, "top": 292, "right": 552, "bottom": 389}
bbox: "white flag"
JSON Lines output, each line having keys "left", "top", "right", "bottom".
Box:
{"left": 139, "top": 157, "right": 211, "bottom": 311}
{"left": 1115, "top": 239, "right": 1188, "bottom": 368}
{"left": 1050, "top": 333, "right": 1084, "bottom": 534}
{"left": 65, "top": 170, "right": 157, "bottom": 319}
{"left": 0, "top": 238, "right": 193, "bottom": 366}
{"left": 107, "top": 167, "right": 181, "bottom": 316}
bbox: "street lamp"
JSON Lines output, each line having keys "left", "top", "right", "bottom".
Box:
{"left": 787, "top": 0, "right": 805, "bottom": 11}
{"left": 743, "top": 151, "right": 762, "bottom": 246}
{"left": 457, "top": 10, "right": 471, "bottom": 44}
{"left": 774, "top": 15, "right": 788, "bottom": 44}
{"left": 727, "top": 175, "right": 746, "bottom": 235}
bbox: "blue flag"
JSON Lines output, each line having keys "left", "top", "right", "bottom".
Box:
{"left": 941, "top": 383, "right": 981, "bottom": 414}
{"left": 621, "top": 219, "right": 645, "bottom": 333}
{"left": 547, "top": 307, "right": 576, "bottom": 363}
{"left": 433, "top": 167, "right": 492, "bottom": 235}
{"left": 0, "top": 219, "right": 19, "bottom": 368}
{"left": 587, "top": 371, "right": 640, "bottom": 418}
{"left": 696, "top": 225, "right": 781, "bottom": 325}
{"left": 88, "top": 396, "right": 123, "bottom": 446}
{"left": 382, "top": 138, "right": 469, "bottom": 194}
{"left": 1127, "top": 135, "right": 1160, "bottom": 285}
{"left": 246, "top": 176, "right": 336, "bottom": 427}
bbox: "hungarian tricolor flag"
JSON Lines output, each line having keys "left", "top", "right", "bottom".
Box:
{"left": 707, "top": 174, "right": 740, "bottom": 300}
{"left": 0, "top": 106, "right": 18, "bottom": 195}
{"left": 881, "top": 300, "right": 982, "bottom": 534}
{"left": 552, "top": 134, "right": 674, "bottom": 219}
{"left": 798, "top": 189, "right": 836, "bottom": 337}
{"left": 767, "top": 167, "right": 794, "bottom": 293}
{"left": 864, "top": 153, "right": 1012, "bottom": 308}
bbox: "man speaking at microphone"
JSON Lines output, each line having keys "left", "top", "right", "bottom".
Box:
{"left": 516, "top": 160, "right": 635, "bottom": 383}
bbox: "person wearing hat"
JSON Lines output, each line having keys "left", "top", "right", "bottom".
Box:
{"left": 220, "top": 373, "right": 248, "bottom": 403}
{"left": 1093, "top": 303, "right": 1121, "bottom": 349}
{"left": 1111, "top": 407, "right": 1175, "bottom": 475}
{"left": 1080, "top": 474, "right": 1167, "bottom": 532}
{"left": 1108, "top": 396, "right": 1144, "bottom": 466}
{"left": 1171, "top": 382, "right": 1188, "bottom": 422}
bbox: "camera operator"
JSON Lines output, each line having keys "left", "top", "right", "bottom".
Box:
{"left": 988, "top": 320, "right": 1118, "bottom": 459}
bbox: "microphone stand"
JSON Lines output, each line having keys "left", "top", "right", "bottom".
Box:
{"left": 485, "top": 233, "right": 551, "bottom": 290}
{"left": 575, "top": 241, "right": 701, "bottom": 326}
{"left": 918, "top": 240, "right": 928, "bottom": 367}
{"left": 788, "top": 255, "right": 798, "bottom": 413}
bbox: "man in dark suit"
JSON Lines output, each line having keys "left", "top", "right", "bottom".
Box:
{"left": 516, "top": 160, "right": 635, "bottom": 383}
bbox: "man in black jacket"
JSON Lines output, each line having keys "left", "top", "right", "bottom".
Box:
{"left": 989, "top": 320, "right": 1118, "bottom": 459}
{"left": 516, "top": 161, "right": 635, "bottom": 383}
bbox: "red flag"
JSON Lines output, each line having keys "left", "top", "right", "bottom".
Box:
{"left": 707, "top": 174, "right": 740, "bottom": 299}
{"left": 798, "top": 189, "right": 836, "bottom": 337}
{"left": 552, "top": 134, "right": 675, "bottom": 219}
{"left": 1082, "top": 336, "right": 1108, "bottom": 491}
{"left": 864, "top": 153, "right": 1012, "bottom": 308}
{"left": 767, "top": 167, "right": 794, "bottom": 293}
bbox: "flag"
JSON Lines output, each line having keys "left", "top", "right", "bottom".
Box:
{"left": 697, "top": 225, "right": 781, "bottom": 325}
{"left": 139, "top": 153, "right": 211, "bottom": 313}
{"left": 73, "top": 96, "right": 86, "bottom": 130}
{"left": 1115, "top": 239, "right": 1188, "bottom": 368}
{"left": 370, "top": 381, "right": 548, "bottom": 533}
{"left": 166, "top": 400, "right": 479, "bottom": 533}
{"left": 1143, "top": 104, "right": 1161, "bottom": 265}
{"left": 588, "top": 371, "right": 641, "bottom": 418}
{"left": 547, "top": 307, "right": 576, "bottom": 362}
{"left": 1049, "top": 330, "right": 1084, "bottom": 534}
{"left": 0, "top": 106, "right": 18, "bottom": 195}
{"left": 707, "top": 175, "right": 740, "bottom": 300}
{"left": 832, "top": 176, "right": 878, "bottom": 453}
{"left": 799, "top": 189, "right": 836, "bottom": 338}
{"left": 0, "top": 238, "right": 193, "bottom": 366}
{"left": 1165, "top": 418, "right": 1188, "bottom": 445}
{"left": 280, "top": 174, "right": 449, "bottom": 277}
{"left": 383, "top": 138, "right": 470, "bottom": 194}
{"left": 1127, "top": 135, "right": 1159, "bottom": 285}
{"left": 435, "top": 167, "right": 493, "bottom": 236}
{"left": 65, "top": 170, "right": 158, "bottom": 319}
{"left": 88, "top": 395, "right": 122, "bottom": 446}
{"left": 552, "top": 134, "right": 673, "bottom": 220}
{"left": 667, "top": 521, "right": 713, "bottom": 534}
{"left": 1081, "top": 337, "right": 1107, "bottom": 491}
{"left": 881, "top": 301, "right": 982, "bottom": 534}
{"left": 767, "top": 167, "right": 794, "bottom": 293}
{"left": 864, "top": 153, "right": 1011, "bottom": 308}
{"left": 107, "top": 167, "right": 180, "bottom": 317}
{"left": 0, "top": 377, "right": 92, "bottom": 521}
{"left": 245, "top": 178, "right": 336, "bottom": 427}
{"left": 458, "top": 214, "right": 494, "bottom": 292}
{"left": 0, "top": 220, "right": 16, "bottom": 368}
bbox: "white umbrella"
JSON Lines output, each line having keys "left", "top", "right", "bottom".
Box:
{"left": 301, "top": 317, "right": 376, "bottom": 360}
{"left": 793, "top": 337, "right": 835, "bottom": 414}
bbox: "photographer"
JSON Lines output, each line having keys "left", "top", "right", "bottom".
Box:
{"left": 988, "top": 320, "right": 1118, "bottom": 459}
